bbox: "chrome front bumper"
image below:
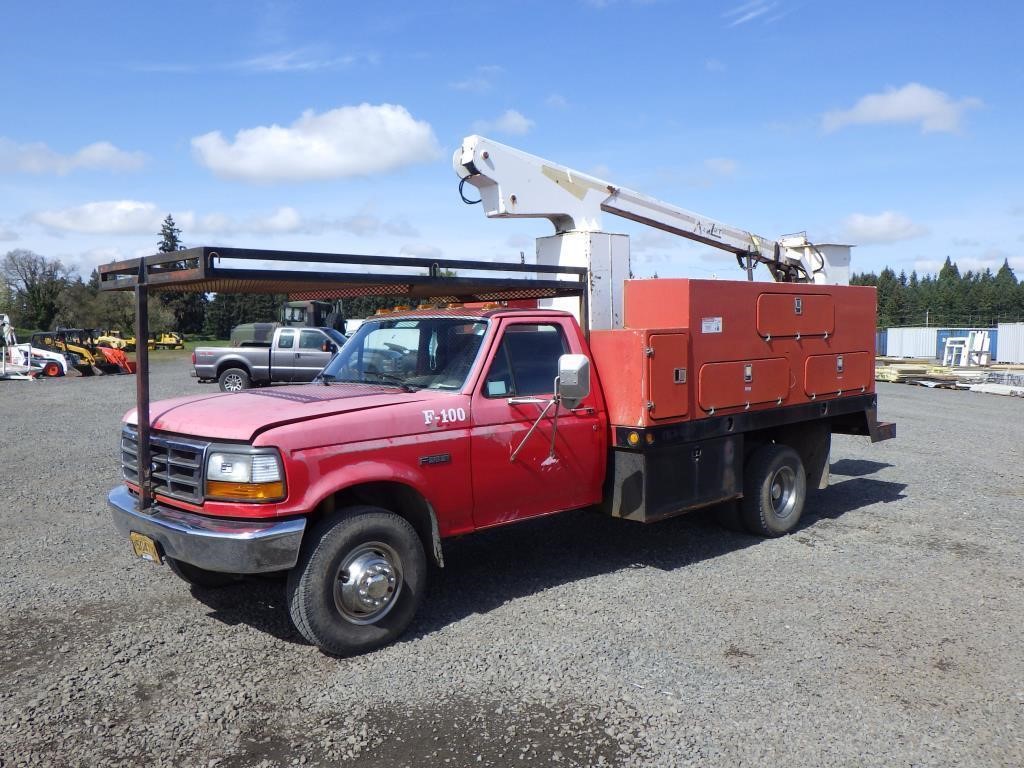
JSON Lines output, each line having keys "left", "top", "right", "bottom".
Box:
{"left": 108, "top": 485, "right": 306, "bottom": 573}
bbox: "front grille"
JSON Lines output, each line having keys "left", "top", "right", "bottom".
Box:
{"left": 121, "top": 426, "right": 209, "bottom": 504}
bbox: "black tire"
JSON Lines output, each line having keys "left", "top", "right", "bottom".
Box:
{"left": 286, "top": 506, "right": 427, "bottom": 657}
{"left": 218, "top": 367, "right": 251, "bottom": 392}
{"left": 741, "top": 444, "right": 806, "bottom": 537}
{"left": 166, "top": 557, "right": 242, "bottom": 588}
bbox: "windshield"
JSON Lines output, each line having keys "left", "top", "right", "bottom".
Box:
{"left": 320, "top": 317, "right": 488, "bottom": 391}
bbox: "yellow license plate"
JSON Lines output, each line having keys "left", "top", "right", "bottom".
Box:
{"left": 129, "top": 532, "right": 162, "bottom": 564}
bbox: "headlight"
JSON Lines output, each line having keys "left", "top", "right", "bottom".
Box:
{"left": 205, "top": 450, "right": 286, "bottom": 502}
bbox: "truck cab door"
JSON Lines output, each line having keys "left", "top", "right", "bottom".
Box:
{"left": 469, "top": 318, "right": 605, "bottom": 529}
{"left": 272, "top": 329, "right": 297, "bottom": 381}
{"left": 294, "top": 329, "right": 334, "bottom": 381}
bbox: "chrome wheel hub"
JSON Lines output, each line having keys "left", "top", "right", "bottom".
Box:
{"left": 335, "top": 543, "right": 402, "bottom": 624}
{"left": 769, "top": 466, "right": 797, "bottom": 519}
{"left": 223, "top": 374, "right": 243, "bottom": 391}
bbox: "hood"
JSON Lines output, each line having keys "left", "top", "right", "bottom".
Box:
{"left": 126, "top": 383, "right": 432, "bottom": 442}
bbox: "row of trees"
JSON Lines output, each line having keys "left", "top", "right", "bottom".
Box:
{"left": 2, "top": 215, "right": 404, "bottom": 336}
{"left": 4, "top": 215, "right": 1022, "bottom": 334}
{"left": 851, "top": 257, "right": 1024, "bottom": 328}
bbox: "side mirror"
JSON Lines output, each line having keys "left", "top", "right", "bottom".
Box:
{"left": 557, "top": 353, "right": 591, "bottom": 409}
{"left": 321, "top": 341, "right": 338, "bottom": 353}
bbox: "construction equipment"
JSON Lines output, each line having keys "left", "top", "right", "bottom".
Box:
{"left": 35, "top": 329, "right": 130, "bottom": 375}
{"left": 153, "top": 332, "right": 185, "bottom": 350}
{"left": 33, "top": 331, "right": 102, "bottom": 375}
{"left": 97, "top": 330, "right": 132, "bottom": 351}
{"left": 1, "top": 314, "right": 73, "bottom": 378}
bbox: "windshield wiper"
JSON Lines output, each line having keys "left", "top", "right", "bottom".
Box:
{"left": 319, "top": 372, "right": 418, "bottom": 392}
{"left": 363, "top": 371, "right": 418, "bottom": 392}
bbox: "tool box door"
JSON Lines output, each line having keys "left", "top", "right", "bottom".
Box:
{"left": 756, "top": 293, "right": 835, "bottom": 338}
{"left": 647, "top": 333, "right": 689, "bottom": 420}
{"left": 804, "top": 352, "right": 871, "bottom": 397}
{"left": 697, "top": 358, "right": 790, "bottom": 412}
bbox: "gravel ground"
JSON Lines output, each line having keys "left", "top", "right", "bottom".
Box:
{"left": 1, "top": 358, "right": 1022, "bottom": 767}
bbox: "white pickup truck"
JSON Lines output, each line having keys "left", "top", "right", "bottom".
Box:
{"left": 192, "top": 326, "right": 347, "bottom": 391}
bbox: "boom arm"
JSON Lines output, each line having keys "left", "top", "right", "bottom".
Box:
{"left": 454, "top": 135, "right": 850, "bottom": 285}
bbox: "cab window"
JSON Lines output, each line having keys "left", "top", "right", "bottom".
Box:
{"left": 299, "top": 329, "right": 324, "bottom": 349}
{"left": 484, "top": 323, "right": 568, "bottom": 398}
{"left": 278, "top": 330, "right": 295, "bottom": 349}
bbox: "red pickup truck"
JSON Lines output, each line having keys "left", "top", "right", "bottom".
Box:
{"left": 110, "top": 279, "right": 892, "bottom": 656}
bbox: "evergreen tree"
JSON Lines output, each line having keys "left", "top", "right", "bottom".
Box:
{"left": 994, "top": 259, "right": 1020, "bottom": 322}
{"left": 155, "top": 215, "right": 207, "bottom": 334}
{"left": 853, "top": 257, "right": 1022, "bottom": 327}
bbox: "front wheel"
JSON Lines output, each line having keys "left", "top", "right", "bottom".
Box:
{"left": 741, "top": 444, "right": 806, "bottom": 537}
{"left": 218, "top": 367, "right": 251, "bottom": 392}
{"left": 286, "top": 507, "right": 426, "bottom": 656}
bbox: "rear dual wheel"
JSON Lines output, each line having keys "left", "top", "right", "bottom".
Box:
{"left": 740, "top": 444, "right": 807, "bottom": 537}
{"left": 286, "top": 506, "right": 426, "bottom": 657}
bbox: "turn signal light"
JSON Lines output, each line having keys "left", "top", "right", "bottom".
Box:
{"left": 206, "top": 480, "right": 286, "bottom": 501}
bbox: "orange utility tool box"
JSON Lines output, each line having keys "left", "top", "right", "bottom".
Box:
{"left": 591, "top": 278, "right": 877, "bottom": 427}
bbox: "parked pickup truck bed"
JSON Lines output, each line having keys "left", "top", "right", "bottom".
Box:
{"left": 192, "top": 326, "right": 346, "bottom": 391}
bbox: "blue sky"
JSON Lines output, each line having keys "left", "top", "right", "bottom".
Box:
{"left": 2, "top": 0, "right": 1021, "bottom": 283}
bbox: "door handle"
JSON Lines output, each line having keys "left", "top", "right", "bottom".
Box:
{"left": 507, "top": 397, "right": 548, "bottom": 405}
{"left": 570, "top": 406, "right": 595, "bottom": 415}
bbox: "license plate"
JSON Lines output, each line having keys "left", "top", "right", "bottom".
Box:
{"left": 129, "top": 531, "right": 163, "bottom": 564}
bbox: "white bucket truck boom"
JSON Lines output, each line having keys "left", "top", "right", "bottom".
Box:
{"left": 453, "top": 135, "right": 851, "bottom": 331}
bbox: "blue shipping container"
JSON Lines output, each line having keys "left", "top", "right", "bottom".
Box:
{"left": 875, "top": 330, "right": 887, "bottom": 356}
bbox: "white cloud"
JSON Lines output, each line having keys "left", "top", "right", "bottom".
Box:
{"left": 399, "top": 243, "right": 443, "bottom": 259}
{"left": 74, "top": 247, "right": 128, "bottom": 273}
{"left": 630, "top": 230, "right": 677, "bottom": 253}
{"left": 193, "top": 207, "right": 309, "bottom": 235}
{"left": 339, "top": 213, "right": 418, "bottom": 238}
{"left": 0, "top": 225, "right": 18, "bottom": 242}
{"left": 235, "top": 48, "right": 374, "bottom": 73}
{"left": 194, "top": 208, "right": 418, "bottom": 238}
{"left": 450, "top": 66, "right": 502, "bottom": 92}
{"left": 914, "top": 250, "right": 1024, "bottom": 276}
{"left": 31, "top": 198, "right": 423, "bottom": 240}
{"left": 33, "top": 201, "right": 166, "bottom": 235}
{"left": 128, "top": 62, "right": 198, "bottom": 74}
{"left": 472, "top": 109, "right": 534, "bottom": 136}
{"left": 450, "top": 76, "right": 491, "bottom": 92}
{"left": 724, "top": 1, "right": 778, "bottom": 26}
{"left": 704, "top": 157, "right": 737, "bottom": 176}
{"left": 841, "top": 211, "right": 928, "bottom": 244}
{"left": 191, "top": 104, "right": 441, "bottom": 183}
{"left": 823, "top": 83, "right": 982, "bottom": 134}
{"left": 0, "top": 139, "right": 146, "bottom": 175}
